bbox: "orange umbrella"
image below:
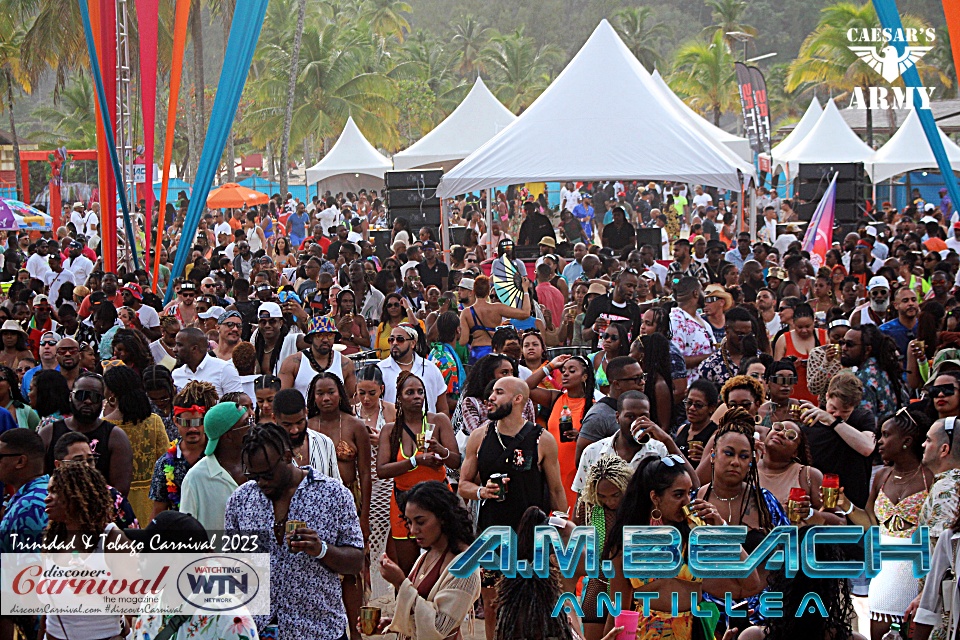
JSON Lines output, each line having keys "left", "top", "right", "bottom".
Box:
{"left": 206, "top": 183, "right": 270, "bottom": 208}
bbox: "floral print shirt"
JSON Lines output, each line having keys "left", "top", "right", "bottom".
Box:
{"left": 854, "top": 356, "right": 907, "bottom": 422}
{"left": 149, "top": 441, "right": 200, "bottom": 511}
{"left": 669, "top": 307, "right": 714, "bottom": 379}
{"left": 225, "top": 466, "right": 364, "bottom": 640}
{"left": 0, "top": 474, "right": 48, "bottom": 552}
{"left": 133, "top": 612, "right": 259, "bottom": 640}
{"left": 920, "top": 468, "right": 960, "bottom": 543}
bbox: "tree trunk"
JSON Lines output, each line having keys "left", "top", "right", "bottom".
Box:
{"left": 5, "top": 71, "right": 23, "bottom": 200}
{"left": 189, "top": 0, "right": 205, "bottom": 180}
{"left": 222, "top": 0, "right": 235, "bottom": 183}
{"left": 279, "top": 0, "right": 307, "bottom": 198}
{"left": 865, "top": 103, "right": 874, "bottom": 149}
{"left": 713, "top": 104, "right": 721, "bottom": 127}
{"left": 183, "top": 67, "right": 196, "bottom": 182}
{"left": 266, "top": 139, "right": 275, "bottom": 182}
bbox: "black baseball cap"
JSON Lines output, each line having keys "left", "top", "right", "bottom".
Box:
{"left": 125, "top": 511, "right": 209, "bottom": 552}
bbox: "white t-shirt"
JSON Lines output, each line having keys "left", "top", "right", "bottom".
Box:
{"left": 560, "top": 188, "right": 581, "bottom": 213}
{"left": 44, "top": 269, "right": 76, "bottom": 305}
{"left": 347, "top": 231, "right": 363, "bottom": 243}
{"left": 64, "top": 255, "right": 95, "bottom": 285}
{"left": 378, "top": 354, "right": 447, "bottom": 414}
{"left": 214, "top": 221, "right": 232, "bottom": 239}
{"left": 135, "top": 304, "right": 161, "bottom": 329}
{"left": 70, "top": 210, "right": 99, "bottom": 236}
{"left": 692, "top": 193, "right": 713, "bottom": 208}
{"left": 945, "top": 236, "right": 960, "bottom": 253}
{"left": 660, "top": 227, "right": 670, "bottom": 260}
{"left": 317, "top": 206, "right": 340, "bottom": 234}
{"left": 26, "top": 253, "right": 50, "bottom": 279}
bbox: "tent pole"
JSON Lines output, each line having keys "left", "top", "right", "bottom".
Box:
{"left": 486, "top": 191, "right": 493, "bottom": 257}
{"left": 441, "top": 186, "right": 450, "bottom": 266}
{"left": 749, "top": 183, "right": 757, "bottom": 242}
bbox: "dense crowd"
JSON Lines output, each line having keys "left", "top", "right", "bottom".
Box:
{"left": 0, "top": 181, "right": 958, "bottom": 640}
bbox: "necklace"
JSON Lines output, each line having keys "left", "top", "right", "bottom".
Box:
{"left": 417, "top": 547, "right": 448, "bottom": 581}
{"left": 892, "top": 466, "right": 921, "bottom": 483}
{"left": 713, "top": 486, "right": 743, "bottom": 522}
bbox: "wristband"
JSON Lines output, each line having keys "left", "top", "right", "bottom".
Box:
{"left": 410, "top": 455, "right": 418, "bottom": 469}
{"left": 802, "top": 507, "right": 815, "bottom": 521}
{"left": 542, "top": 364, "right": 552, "bottom": 376}
{"left": 840, "top": 502, "right": 854, "bottom": 516}
{"left": 829, "top": 417, "right": 843, "bottom": 430}
{"left": 476, "top": 487, "right": 483, "bottom": 501}
{"left": 317, "top": 539, "right": 328, "bottom": 559}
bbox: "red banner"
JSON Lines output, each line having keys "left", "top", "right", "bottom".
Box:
{"left": 135, "top": 0, "right": 159, "bottom": 257}
{"left": 97, "top": 0, "right": 117, "bottom": 273}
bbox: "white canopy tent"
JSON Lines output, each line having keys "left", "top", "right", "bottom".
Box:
{"left": 867, "top": 108, "right": 960, "bottom": 184}
{"left": 438, "top": 20, "right": 755, "bottom": 198}
{"left": 392, "top": 77, "right": 517, "bottom": 171}
{"left": 769, "top": 98, "right": 822, "bottom": 174}
{"left": 650, "top": 70, "right": 753, "bottom": 163}
{"left": 305, "top": 116, "right": 393, "bottom": 194}
{"left": 777, "top": 100, "right": 873, "bottom": 176}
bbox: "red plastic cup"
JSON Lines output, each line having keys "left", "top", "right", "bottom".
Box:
{"left": 788, "top": 487, "right": 807, "bottom": 501}
{"left": 822, "top": 474, "right": 840, "bottom": 488}
{"left": 614, "top": 610, "right": 639, "bottom": 640}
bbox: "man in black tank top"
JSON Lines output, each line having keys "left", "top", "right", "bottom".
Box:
{"left": 39, "top": 373, "right": 133, "bottom": 496}
{"left": 458, "top": 376, "right": 566, "bottom": 640}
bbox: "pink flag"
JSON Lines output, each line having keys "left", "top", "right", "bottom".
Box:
{"left": 801, "top": 172, "right": 838, "bottom": 271}
{"left": 135, "top": 0, "right": 159, "bottom": 256}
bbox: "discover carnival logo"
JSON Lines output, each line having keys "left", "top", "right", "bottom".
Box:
{"left": 846, "top": 27, "right": 936, "bottom": 110}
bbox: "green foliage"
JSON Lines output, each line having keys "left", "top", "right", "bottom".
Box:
{"left": 26, "top": 75, "right": 98, "bottom": 147}
{"left": 480, "top": 27, "right": 564, "bottom": 112}
{"left": 395, "top": 77, "right": 437, "bottom": 145}
{"left": 669, "top": 30, "right": 739, "bottom": 126}
{"left": 612, "top": 6, "right": 670, "bottom": 71}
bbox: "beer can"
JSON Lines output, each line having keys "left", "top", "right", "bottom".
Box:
{"left": 285, "top": 519, "right": 306, "bottom": 550}
{"left": 489, "top": 473, "right": 508, "bottom": 502}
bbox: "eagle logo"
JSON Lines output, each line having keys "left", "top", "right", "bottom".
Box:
{"left": 849, "top": 44, "right": 933, "bottom": 82}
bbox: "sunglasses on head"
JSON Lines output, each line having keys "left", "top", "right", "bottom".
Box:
{"left": 658, "top": 454, "right": 686, "bottom": 467}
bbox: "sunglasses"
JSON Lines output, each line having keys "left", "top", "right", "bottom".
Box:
{"left": 39, "top": 340, "right": 58, "bottom": 347}
{"left": 683, "top": 399, "right": 707, "bottom": 410}
{"left": 220, "top": 321, "right": 242, "bottom": 330}
{"left": 928, "top": 383, "right": 957, "bottom": 398}
{"left": 57, "top": 347, "right": 79, "bottom": 355}
{"left": 704, "top": 296, "right": 721, "bottom": 304}
{"left": 176, "top": 416, "right": 204, "bottom": 428}
{"left": 16, "top": 366, "right": 32, "bottom": 373}
{"left": 243, "top": 466, "right": 276, "bottom": 482}
{"left": 727, "top": 400, "right": 755, "bottom": 410}
{"left": 658, "top": 454, "right": 687, "bottom": 468}
{"left": 839, "top": 339, "right": 860, "bottom": 348}
{"left": 602, "top": 333, "right": 620, "bottom": 341}
{"left": 58, "top": 453, "right": 100, "bottom": 466}
{"left": 387, "top": 336, "right": 409, "bottom": 344}
{"left": 771, "top": 422, "right": 799, "bottom": 441}
{"left": 386, "top": 302, "right": 402, "bottom": 309}
{"left": 614, "top": 375, "right": 645, "bottom": 385}
{"left": 72, "top": 389, "right": 103, "bottom": 404}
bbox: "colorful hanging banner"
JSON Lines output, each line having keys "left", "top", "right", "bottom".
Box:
{"left": 801, "top": 172, "right": 837, "bottom": 271}
{"left": 944, "top": 1, "right": 960, "bottom": 117}
{"left": 98, "top": 0, "right": 118, "bottom": 272}
{"left": 77, "top": 0, "right": 140, "bottom": 270}
{"left": 164, "top": 0, "right": 269, "bottom": 303}
{"left": 153, "top": 0, "right": 191, "bottom": 292}
{"left": 748, "top": 66, "right": 771, "bottom": 154}
{"left": 733, "top": 62, "right": 761, "bottom": 155}
{"left": 135, "top": 0, "right": 159, "bottom": 258}
{"left": 872, "top": 0, "right": 960, "bottom": 216}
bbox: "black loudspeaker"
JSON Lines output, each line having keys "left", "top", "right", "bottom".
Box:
{"left": 385, "top": 170, "right": 443, "bottom": 190}
{"left": 636, "top": 226, "right": 662, "bottom": 250}
{"left": 389, "top": 207, "right": 441, "bottom": 228}
{"left": 514, "top": 245, "right": 541, "bottom": 260}
{"left": 797, "top": 181, "right": 863, "bottom": 203}
{"left": 796, "top": 200, "right": 863, "bottom": 223}
{"left": 386, "top": 189, "right": 441, "bottom": 209}
{"left": 795, "top": 162, "right": 869, "bottom": 225}
{"left": 797, "top": 163, "right": 865, "bottom": 182}
{"left": 449, "top": 226, "right": 468, "bottom": 247}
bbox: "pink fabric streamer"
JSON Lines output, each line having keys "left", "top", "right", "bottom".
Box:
{"left": 135, "top": 0, "right": 159, "bottom": 256}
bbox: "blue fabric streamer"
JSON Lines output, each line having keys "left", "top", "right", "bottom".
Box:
{"left": 76, "top": 0, "right": 140, "bottom": 270}
{"left": 872, "top": 0, "right": 960, "bottom": 214}
{"left": 164, "top": 0, "right": 269, "bottom": 303}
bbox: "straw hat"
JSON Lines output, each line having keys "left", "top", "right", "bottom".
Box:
{"left": 0, "top": 320, "right": 26, "bottom": 337}
{"left": 703, "top": 284, "right": 734, "bottom": 311}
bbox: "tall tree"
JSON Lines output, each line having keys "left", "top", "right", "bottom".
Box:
{"left": 480, "top": 27, "right": 562, "bottom": 112}
{"left": 0, "top": 17, "right": 29, "bottom": 199}
{"left": 279, "top": 0, "right": 307, "bottom": 197}
{"left": 450, "top": 15, "right": 489, "bottom": 76}
{"left": 612, "top": 6, "right": 669, "bottom": 72}
{"left": 361, "top": 0, "right": 411, "bottom": 43}
{"left": 703, "top": 0, "right": 757, "bottom": 55}
{"left": 28, "top": 75, "right": 98, "bottom": 147}
{"left": 669, "top": 30, "right": 739, "bottom": 126}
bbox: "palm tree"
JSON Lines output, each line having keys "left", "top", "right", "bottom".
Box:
{"left": 28, "top": 75, "right": 98, "bottom": 147}
{"left": 450, "top": 15, "right": 489, "bottom": 76}
{"left": 396, "top": 29, "right": 466, "bottom": 121}
{"left": 669, "top": 31, "right": 739, "bottom": 126}
{"left": 361, "top": 0, "right": 411, "bottom": 43}
{"left": 0, "top": 17, "right": 29, "bottom": 199}
{"left": 279, "top": 0, "right": 307, "bottom": 197}
{"left": 480, "top": 27, "right": 563, "bottom": 112}
{"left": 14, "top": 0, "right": 85, "bottom": 91}
{"left": 612, "top": 6, "right": 669, "bottom": 71}
{"left": 702, "top": 0, "right": 757, "bottom": 55}
{"left": 786, "top": 2, "right": 939, "bottom": 145}
{"left": 927, "top": 28, "right": 955, "bottom": 99}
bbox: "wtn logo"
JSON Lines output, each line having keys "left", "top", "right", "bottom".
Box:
{"left": 186, "top": 573, "right": 249, "bottom": 595}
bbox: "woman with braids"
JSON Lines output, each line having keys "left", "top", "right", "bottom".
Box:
{"left": 29, "top": 368, "right": 71, "bottom": 431}
{"left": 0, "top": 364, "right": 38, "bottom": 429}
{"left": 638, "top": 305, "right": 687, "bottom": 399}
{"left": 696, "top": 407, "right": 789, "bottom": 631}
{"left": 604, "top": 455, "right": 762, "bottom": 640}
{"left": 376, "top": 371, "right": 460, "bottom": 578}
{"left": 367, "top": 481, "right": 481, "bottom": 640}
{"left": 43, "top": 460, "right": 129, "bottom": 640}
{"left": 738, "top": 527, "right": 866, "bottom": 640}
{"left": 147, "top": 381, "right": 215, "bottom": 517}
{"left": 640, "top": 333, "right": 677, "bottom": 433}
{"left": 103, "top": 365, "right": 170, "bottom": 523}
{"left": 838, "top": 406, "right": 933, "bottom": 640}
{"left": 254, "top": 374, "right": 282, "bottom": 423}
{"left": 142, "top": 364, "right": 177, "bottom": 440}
{"left": 354, "top": 365, "right": 396, "bottom": 600}
{"left": 571, "top": 455, "right": 634, "bottom": 640}
{"left": 526, "top": 353, "right": 596, "bottom": 512}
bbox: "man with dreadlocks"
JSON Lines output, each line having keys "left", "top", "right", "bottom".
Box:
{"left": 279, "top": 315, "right": 356, "bottom": 400}
{"left": 225, "top": 422, "right": 364, "bottom": 640}
{"left": 148, "top": 381, "right": 215, "bottom": 517}
{"left": 459, "top": 376, "right": 565, "bottom": 640}
{"left": 697, "top": 406, "right": 788, "bottom": 631}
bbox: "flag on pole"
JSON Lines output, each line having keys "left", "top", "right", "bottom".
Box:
{"left": 801, "top": 172, "right": 838, "bottom": 271}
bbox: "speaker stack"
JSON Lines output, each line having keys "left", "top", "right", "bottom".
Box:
{"left": 385, "top": 170, "right": 444, "bottom": 248}
{"left": 794, "top": 163, "right": 869, "bottom": 228}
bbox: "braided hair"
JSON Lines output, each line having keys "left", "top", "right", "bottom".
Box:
{"left": 142, "top": 365, "right": 175, "bottom": 400}
{"left": 707, "top": 407, "right": 774, "bottom": 532}
{"left": 306, "top": 371, "right": 353, "bottom": 417}
{"left": 858, "top": 324, "right": 905, "bottom": 418}
{"left": 566, "top": 355, "right": 595, "bottom": 422}
{"left": 104, "top": 365, "right": 152, "bottom": 423}
{"left": 461, "top": 354, "right": 517, "bottom": 400}
{"left": 173, "top": 380, "right": 219, "bottom": 409}
{"left": 45, "top": 461, "right": 113, "bottom": 549}
{"left": 580, "top": 454, "right": 633, "bottom": 512}
{"left": 389, "top": 371, "right": 425, "bottom": 461}
{"left": 240, "top": 422, "right": 292, "bottom": 465}
{"left": 884, "top": 406, "right": 931, "bottom": 461}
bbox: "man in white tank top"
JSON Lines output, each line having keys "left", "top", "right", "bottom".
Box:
{"left": 279, "top": 315, "right": 357, "bottom": 399}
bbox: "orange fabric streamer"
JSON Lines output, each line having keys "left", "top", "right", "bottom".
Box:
{"left": 152, "top": 0, "right": 191, "bottom": 292}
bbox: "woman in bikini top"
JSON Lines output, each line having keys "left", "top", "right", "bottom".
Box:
{"left": 458, "top": 275, "right": 533, "bottom": 348}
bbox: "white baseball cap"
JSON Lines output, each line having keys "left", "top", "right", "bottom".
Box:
{"left": 198, "top": 305, "right": 225, "bottom": 320}
{"left": 867, "top": 276, "right": 890, "bottom": 292}
{"left": 257, "top": 302, "right": 283, "bottom": 319}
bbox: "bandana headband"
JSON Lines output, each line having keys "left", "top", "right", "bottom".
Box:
{"left": 174, "top": 405, "right": 209, "bottom": 416}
